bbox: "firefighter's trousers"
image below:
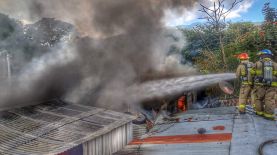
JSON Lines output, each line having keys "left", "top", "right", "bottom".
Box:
{"left": 252, "top": 85, "right": 277, "bottom": 119}
{"left": 238, "top": 84, "right": 252, "bottom": 112}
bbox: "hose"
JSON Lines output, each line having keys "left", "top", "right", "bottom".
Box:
{"left": 258, "top": 139, "right": 277, "bottom": 155}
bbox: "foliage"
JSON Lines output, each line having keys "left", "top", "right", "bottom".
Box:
{"left": 181, "top": 22, "right": 267, "bottom": 72}
{"left": 262, "top": 22, "right": 277, "bottom": 47}
{"left": 194, "top": 50, "right": 223, "bottom": 73}
{"left": 262, "top": 2, "right": 277, "bottom": 22}
{"left": 180, "top": 24, "right": 218, "bottom": 61}
{"left": 181, "top": 1, "right": 277, "bottom": 73}
{"left": 224, "top": 22, "right": 262, "bottom": 67}
{"left": 0, "top": 14, "right": 19, "bottom": 40}
{"left": 0, "top": 14, "right": 75, "bottom": 73}
{"left": 182, "top": 1, "right": 277, "bottom": 72}
{"left": 198, "top": 0, "right": 244, "bottom": 69}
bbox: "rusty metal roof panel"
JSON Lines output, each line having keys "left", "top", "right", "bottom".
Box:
{"left": 115, "top": 142, "right": 231, "bottom": 155}
{"left": 115, "top": 107, "right": 277, "bottom": 155}
{"left": 0, "top": 99, "right": 134, "bottom": 155}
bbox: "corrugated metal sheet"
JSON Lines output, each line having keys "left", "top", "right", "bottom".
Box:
{"left": 83, "top": 122, "right": 132, "bottom": 155}
{"left": 133, "top": 124, "right": 147, "bottom": 139}
{"left": 58, "top": 144, "right": 83, "bottom": 155}
{"left": 0, "top": 99, "right": 134, "bottom": 155}
{"left": 115, "top": 107, "right": 277, "bottom": 155}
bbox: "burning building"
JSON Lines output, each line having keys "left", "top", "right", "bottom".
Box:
{"left": 0, "top": 1, "right": 275, "bottom": 155}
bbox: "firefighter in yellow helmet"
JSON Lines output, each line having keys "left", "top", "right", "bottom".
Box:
{"left": 236, "top": 52, "right": 254, "bottom": 114}
{"left": 251, "top": 49, "right": 277, "bottom": 120}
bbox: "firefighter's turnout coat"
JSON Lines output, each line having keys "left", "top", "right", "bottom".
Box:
{"left": 236, "top": 60, "right": 254, "bottom": 112}
{"left": 251, "top": 58, "right": 277, "bottom": 119}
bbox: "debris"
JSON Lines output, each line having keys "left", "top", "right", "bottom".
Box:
{"left": 213, "top": 125, "right": 225, "bottom": 131}
{"left": 219, "top": 81, "right": 234, "bottom": 95}
{"left": 197, "top": 128, "right": 207, "bottom": 134}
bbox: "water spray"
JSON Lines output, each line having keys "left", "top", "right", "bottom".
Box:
{"left": 129, "top": 73, "right": 236, "bottom": 102}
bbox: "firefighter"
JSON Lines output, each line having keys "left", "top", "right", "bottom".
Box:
{"left": 177, "top": 96, "right": 186, "bottom": 112}
{"left": 236, "top": 53, "right": 254, "bottom": 114}
{"left": 251, "top": 49, "right": 277, "bottom": 120}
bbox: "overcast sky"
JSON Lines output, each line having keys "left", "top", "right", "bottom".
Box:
{"left": 164, "top": 0, "right": 277, "bottom": 27}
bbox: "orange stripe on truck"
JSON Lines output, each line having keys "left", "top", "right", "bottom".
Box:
{"left": 130, "top": 133, "right": 232, "bottom": 145}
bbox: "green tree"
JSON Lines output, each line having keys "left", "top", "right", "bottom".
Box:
{"left": 179, "top": 24, "right": 219, "bottom": 62}
{"left": 198, "top": 0, "right": 243, "bottom": 69}
{"left": 181, "top": 22, "right": 263, "bottom": 72}
{"left": 182, "top": 2, "right": 277, "bottom": 72}
{"left": 262, "top": 2, "right": 276, "bottom": 22}
{"left": 261, "top": 3, "right": 277, "bottom": 59}
{"left": 224, "top": 22, "right": 262, "bottom": 70}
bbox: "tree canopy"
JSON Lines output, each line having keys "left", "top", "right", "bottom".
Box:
{"left": 181, "top": 2, "right": 277, "bottom": 73}
{"left": 262, "top": 2, "right": 277, "bottom": 22}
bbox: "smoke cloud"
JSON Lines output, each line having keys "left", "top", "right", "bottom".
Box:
{"left": 0, "top": 0, "right": 199, "bottom": 111}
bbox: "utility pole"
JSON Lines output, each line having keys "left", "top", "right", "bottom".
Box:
{"left": 6, "top": 52, "right": 11, "bottom": 81}
{"left": 0, "top": 50, "right": 11, "bottom": 82}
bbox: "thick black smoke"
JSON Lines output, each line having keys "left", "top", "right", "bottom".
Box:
{"left": 0, "top": 0, "right": 198, "bottom": 111}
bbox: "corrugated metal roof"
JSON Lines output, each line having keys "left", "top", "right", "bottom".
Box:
{"left": 0, "top": 99, "right": 134, "bottom": 155}
{"left": 115, "top": 107, "right": 277, "bottom": 155}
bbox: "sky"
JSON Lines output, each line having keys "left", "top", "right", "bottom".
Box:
{"left": 0, "top": 0, "right": 276, "bottom": 27}
{"left": 234, "top": 0, "right": 277, "bottom": 22}
{"left": 164, "top": 0, "right": 277, "bottom": 27}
